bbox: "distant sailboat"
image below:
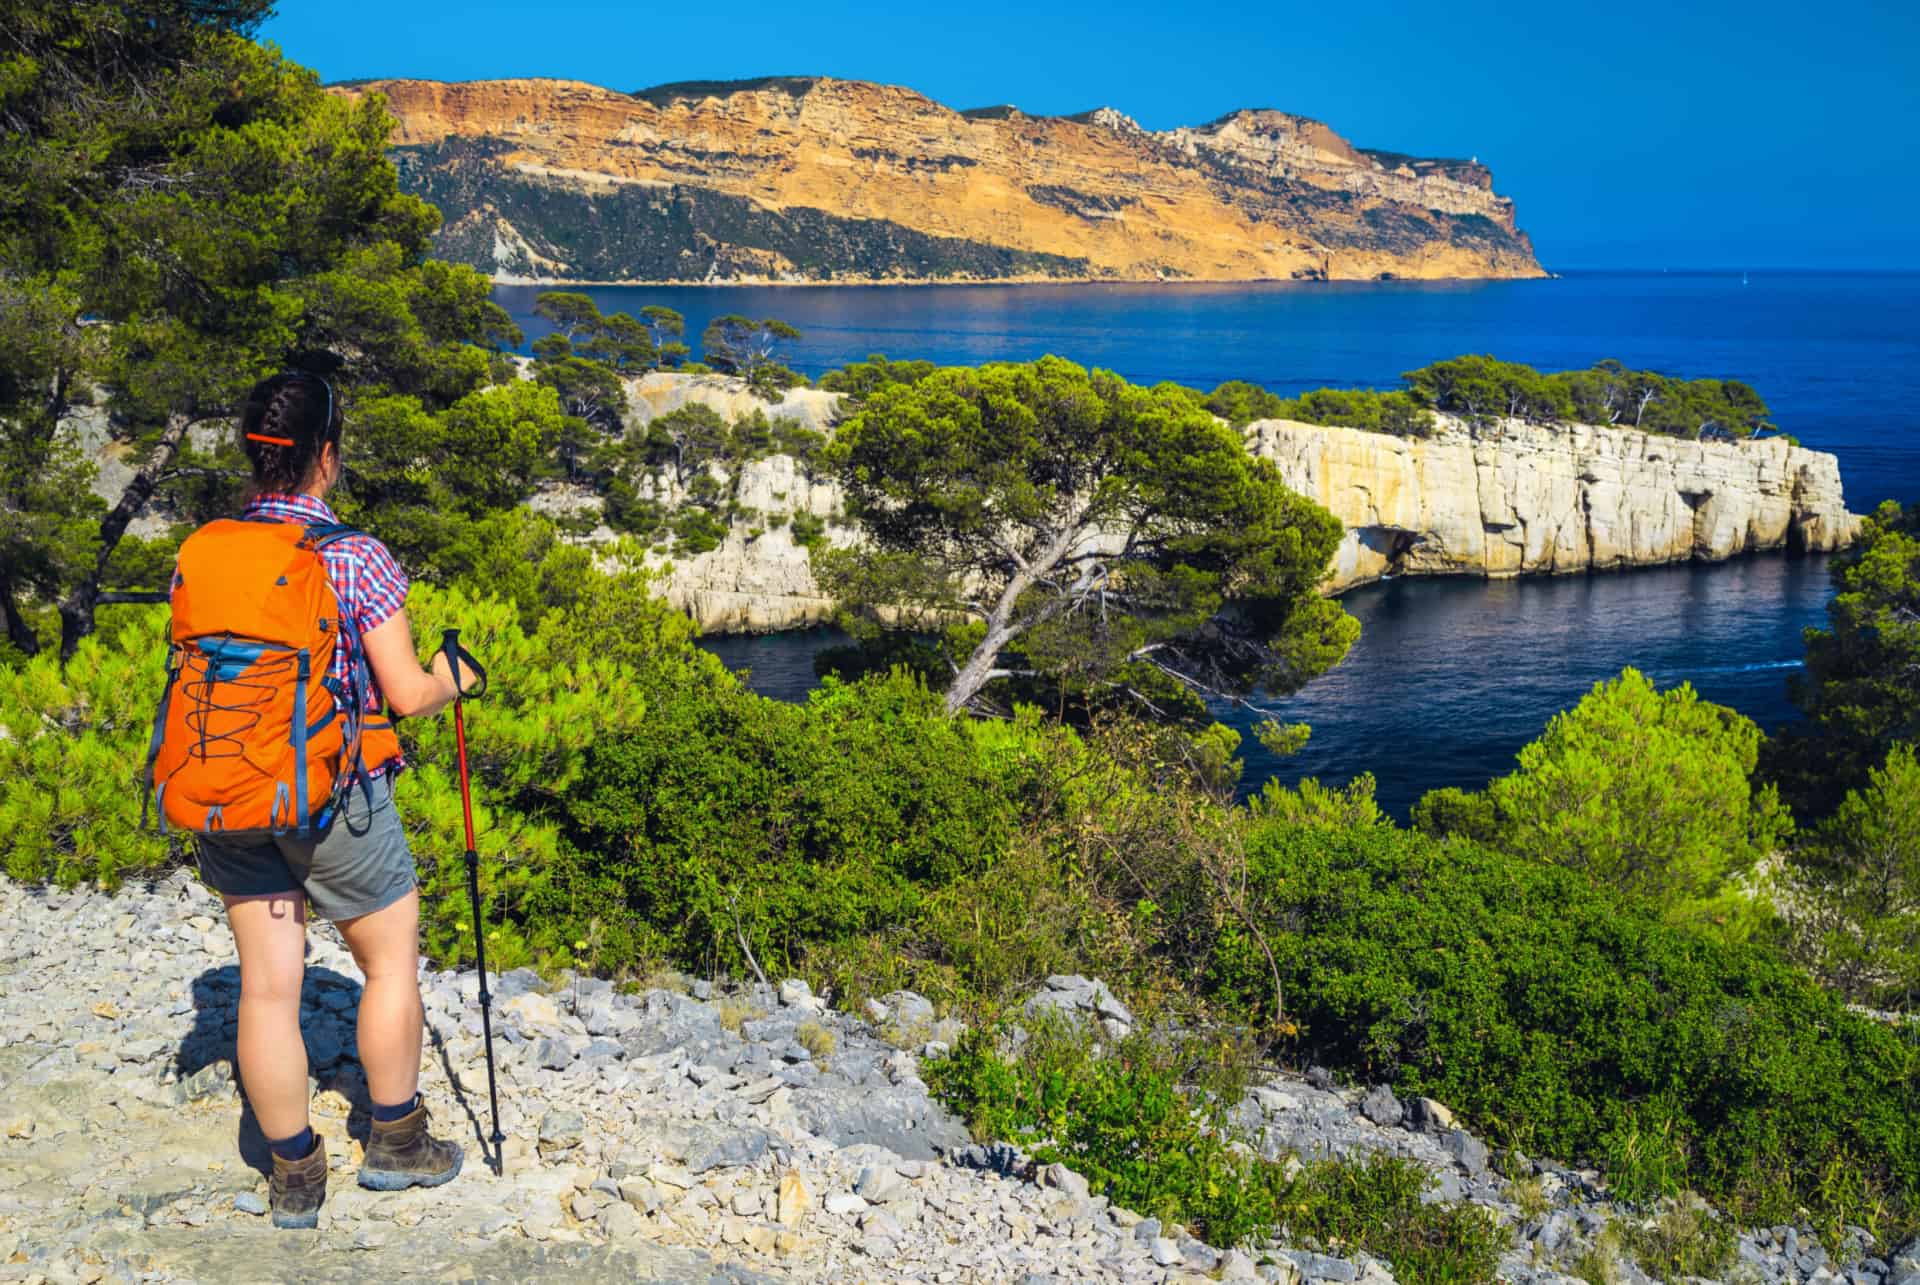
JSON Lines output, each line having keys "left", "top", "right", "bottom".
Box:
{"left": 1742, "top": 270, "right": 1750, "bottom": 286}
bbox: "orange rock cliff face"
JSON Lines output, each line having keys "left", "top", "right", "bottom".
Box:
{"left": 333, "top": 76, "right": 1546, "bottom": 284}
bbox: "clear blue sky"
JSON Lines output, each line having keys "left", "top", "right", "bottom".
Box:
{"left": 261, "top": 0, "right": 1920, "bottom": 270}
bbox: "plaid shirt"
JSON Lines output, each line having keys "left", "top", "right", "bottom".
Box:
{"left": 238, "top": 492, "right": 410, "bottom": 773}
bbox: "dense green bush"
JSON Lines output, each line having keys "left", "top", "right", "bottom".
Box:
{"left": 560, "top": 669, "right": 1037, "bottom": 979}
{"left": 392, "top": 580, "right": 674, "bottom": 972}
{"left": 928, "top": 1022, "right": 1509, "bottom": 1280}
{"left": 669, "top": 507, "right": 729, "bottom": 554}
{"left": 817, "top": 353, "right": 938, "bottom": 400}
{"left": 1273, "top": 388, "right": 1437, "bottom": 438}
{"left": 0, "top": 608, "right": 184, "bottom": 884}
{"left": 1201, "top": 379, "right": 1290, "bottom": 427}
{"left": 1208, "top": 819, "right": 1920, "bottom": 1230}
{"left": 1196, "top": 379, "right": 1432, "bottom": 437}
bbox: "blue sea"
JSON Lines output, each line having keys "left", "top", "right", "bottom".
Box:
{"left": 496, "top": 272, "right": 1920, "bottom": 815}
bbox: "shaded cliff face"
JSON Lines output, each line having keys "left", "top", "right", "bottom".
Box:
{"left": 558, "top": 377, "right": 1855, "bottom": 633}
{"left": 331, "top": 76, "right": 1545, "bottom": 284}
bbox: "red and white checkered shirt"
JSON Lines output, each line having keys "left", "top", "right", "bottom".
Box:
{"left": 239, "top": 492, "right": 410, "bottom": 773}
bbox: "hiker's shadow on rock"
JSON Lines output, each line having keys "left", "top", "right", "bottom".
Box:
{"left": 177, "top": 963, "right": 376, "bottom": 1178}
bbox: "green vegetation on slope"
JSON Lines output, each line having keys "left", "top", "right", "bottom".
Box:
{"left": 1767, "top": 501, "right": 1920, "bottom": 814}
{"left": 929, "top": 1022, "right": 1510, "bottom": 1277}
{"left": 10, "top": 600, "right": 1917, "bottom": 1241}
{"left": 1194, "top": 356, "right": 1779, "bottom": 442}
{"left": 397, "top": 137, "right": 1095, "bottom": 283}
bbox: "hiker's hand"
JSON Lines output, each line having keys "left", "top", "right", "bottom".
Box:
{"left": 429, "top": 649, "right": 483, "bottom": 696}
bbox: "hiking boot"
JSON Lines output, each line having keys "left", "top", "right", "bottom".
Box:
{"left": 358, "top": 1096, "right": 463, "bottom": 1191}
{"left": 269, "top": 1133, "right": 327, "bottom": 1229}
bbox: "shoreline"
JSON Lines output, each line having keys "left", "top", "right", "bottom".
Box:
{"left": 491, "top": 270, "right": 1558, "bottom": 289}
{"left": 685, "top": 541, "right": 1839, "bottom": 640}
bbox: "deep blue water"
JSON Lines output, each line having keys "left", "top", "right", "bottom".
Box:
{"left": 700, "top": 553, "right": 1832, "bottom": 819}
{"left": 495, "top": 273, "right": 1918, "bottom": 814}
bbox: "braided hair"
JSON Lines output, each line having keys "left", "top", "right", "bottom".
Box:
{"left": 239, "top": 372, "right": 342, "bottom": 495}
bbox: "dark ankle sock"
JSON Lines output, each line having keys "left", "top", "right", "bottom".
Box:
{"left": 268, "top": 1126, "right": 315, "bottom": 1161}
{"left": 370, "top": 1095, "right": 417, "bottom": 1124}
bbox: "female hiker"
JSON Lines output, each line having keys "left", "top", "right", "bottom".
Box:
{"left": 156, "top": 370, "right": 477, "bottom": 1229}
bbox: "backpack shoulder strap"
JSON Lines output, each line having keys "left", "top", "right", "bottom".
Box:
{"left": 303, "top": 522, "right": 366, "bottom": 550}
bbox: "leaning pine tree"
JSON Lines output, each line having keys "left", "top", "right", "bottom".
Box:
{"left": 818, "top": 357, "right": 1358, "bottom": 718}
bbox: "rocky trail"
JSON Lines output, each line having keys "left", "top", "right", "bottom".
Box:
{"left": 1, "top": 872, "right": 1912, "bottom": 1284}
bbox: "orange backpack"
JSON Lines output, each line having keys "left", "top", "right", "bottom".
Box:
{"left": 145, "top": 518, "right": 399, "bottom": 838}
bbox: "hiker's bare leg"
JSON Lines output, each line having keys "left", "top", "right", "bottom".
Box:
{"left": 225, "top": 892, "right": 311, "bottom": 1141}
{"left": 336, "top": 888, "right": 424, "bottom": 1107}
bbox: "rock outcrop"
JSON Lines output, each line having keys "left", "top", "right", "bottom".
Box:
{"left": 330, "top": 76, "right": 1544, "bottom": 284}
{"left": 628, "top": 373, "right": 840, "bottom": 438}
{"left": 1246, "top": 416, "right": 1860, "bottom": 592}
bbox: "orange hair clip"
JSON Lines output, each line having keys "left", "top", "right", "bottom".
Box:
{"left": 246, "top": 432, "right": 295, "bottom": 447}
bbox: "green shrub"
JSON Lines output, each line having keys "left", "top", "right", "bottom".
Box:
{"left": 393, "top": 580, "right": 673, "bottom": 973}
{"left": 817, "top": 354, "right": 939, "bottom": 400}
{"left": 0, "top": 609, "right": 186, "bottom": 885}
{"left": 1414, "top": 668, "right": 1791, "bottom": 940}
{"left": 1273, "top": 387, "right": 1437, "bottom": 438}
{"left": 422, "top": 508, "right": 600, "bottom": 631}
{"left": 927, "top": 1023, "right": 1508, "bottom": 1280}
{"left": 1617, "top": 1202, "right": 1736, "bottom": 1281}
{"left": 670, "top": 507, "right": 729, "bottom": 554}
{"left": 1286, "top": 1153, "right": 1509, "bottom": 1285}
{"left": 1767, "top": 501, "right": 1920, "bottom": 817}
{"left": 1202, "top": 379, "right": 1289, "bottom": 427}
{"left": 1209, "top": 819, "right": 1920, "bottom": 1232}
{"left": 603, "top": 481, "right": 665, "bottom": 539}
{"left": 728, "top": 409, "right": 776, "bottom": 458}
{"left": 790, "top": 510, "right": 828, "bottom": 551}
{"left": 1199, "top": 380, "right": 1437, "bottom": 437}
{"left": 773, "top": 421, "right": 827, "bottom": 463}
{"left": 560, "top": 670, "right": 1032, "bottom": 979}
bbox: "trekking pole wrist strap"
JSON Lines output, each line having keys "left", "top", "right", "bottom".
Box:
{"left": 440, "top": 628, "right": 488, "bottom": 701}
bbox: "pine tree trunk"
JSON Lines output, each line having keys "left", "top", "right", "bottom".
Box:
{"left": 944, "top": 627, "right": 1016, "bottom": 716}
{"left": 58, "top": 411, "right": 191, "bottom": 661}
{"left": 0, "top": 565, "right": 40, "bottom": 658}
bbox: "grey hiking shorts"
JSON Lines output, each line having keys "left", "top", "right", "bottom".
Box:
{"left": 195, "top": 773, "right": 416, "bottom": 921}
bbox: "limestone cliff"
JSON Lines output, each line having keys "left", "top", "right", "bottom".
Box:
{"left": 330, "top": 76, "right": 1544, "bottom": 284}
{"left": 1246, "top": 417, "right": 1860, "bottom": 592}
{"left": 550, "top": 377, "right": 1857, "bottom": 633}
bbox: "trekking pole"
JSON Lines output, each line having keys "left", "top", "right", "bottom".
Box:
{"left": 441, "top": 629, "right": 504, "bottom": 1177}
